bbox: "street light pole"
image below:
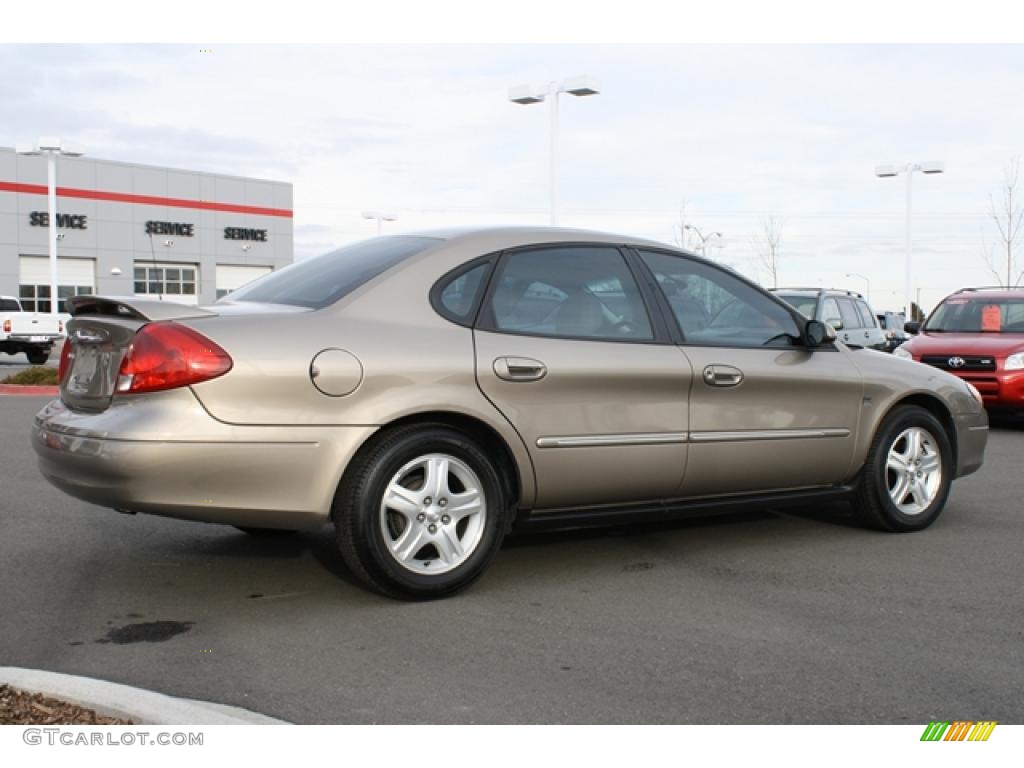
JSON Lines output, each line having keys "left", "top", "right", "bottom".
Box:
{"left": 509, "top": 75, "right": 600, "bottom": 226}
{"left": 361, "top": 211, "right": 398, "bottom": 235}
{"left": 46, "top": 152, "right": 57, "bottom": 313}
{"left": 905, "top": 169, "right": 913, "bottom": 319}
{"left": 548, "top": 82, "right": 559, "bottom": 225}
{"left": 683, "top": 224, "right": 723, "bottom": 258}
{"left": 16, "top": 137, "right": 84, "bottom": 316}
{"left": 875, "top": 161, "right": 944, "bottom": 321}
{"left": 846, "top": 272, "right": 871, "bottom": 302}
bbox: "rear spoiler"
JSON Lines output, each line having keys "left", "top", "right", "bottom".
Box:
{"left": 66, "top": 295, "right": 218, "bottom": 322}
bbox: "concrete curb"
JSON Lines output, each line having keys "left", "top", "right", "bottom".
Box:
{"left": 0, "top": 385, "right": 58, "bottom": 396}
{"left": 0, "top": 668, "right": 289, "bottom": 725}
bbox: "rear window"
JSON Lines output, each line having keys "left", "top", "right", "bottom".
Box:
{"left": 0, "top": 298, "right": 20, "bottom": 312}
{"left": 225, "top": 236, "right": 441, "bottom": 309}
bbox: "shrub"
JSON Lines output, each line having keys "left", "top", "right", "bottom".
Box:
{"left": 2, "top": 367, "right": 59, "bottom": 386}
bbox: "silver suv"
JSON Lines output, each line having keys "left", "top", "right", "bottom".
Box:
{"left": 772, "top": 288, "right": 888, "bottom": 351}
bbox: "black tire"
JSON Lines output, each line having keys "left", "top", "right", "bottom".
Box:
{"left": 26, "top": 349, "right": 49, "bottom": 365}
{"left": 234, "top": 526, "right": 297, "bottom": 537}
{"left": 333, "top": 424, "right": 510, "bottom": 600}
{"left": 852, "top": 405, "right": 953, "bottom": 532}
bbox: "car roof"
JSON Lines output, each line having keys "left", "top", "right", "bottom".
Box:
{"left": 772, "top": 287, "right": 866, "bottom": 299}
{"left": 948, "top": 287, "right": 1024, "bottom": 300}
{"left": 402, "top": 225, "right": 683, "bottom": 255}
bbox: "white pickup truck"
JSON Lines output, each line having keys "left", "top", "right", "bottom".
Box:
{"left": 0, "top": 295, "right": 64, "bottom": 365}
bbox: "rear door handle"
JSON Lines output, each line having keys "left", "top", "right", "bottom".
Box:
{"left": 494, "top": 356, "right": 547, "bottom": 382}
{"left": 702, "top": 364, "right": 744, "bottom": 388}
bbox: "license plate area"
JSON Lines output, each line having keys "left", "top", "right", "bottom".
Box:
{"left": 61, "top": 319, "right": 142, "bottom": 411}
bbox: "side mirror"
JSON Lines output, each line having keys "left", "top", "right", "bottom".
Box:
{"left": 805, "top": 319, "right": 836, "bottom": 347}
{"left": 904, "top": 321, "right": 921, "bottom": 335}
{"left": 825, "top": 318, "right": 843, "bottom": 331}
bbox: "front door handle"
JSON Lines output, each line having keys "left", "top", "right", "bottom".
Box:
{"left": 702, "top": 364, "right": 744, "bottom": 388}
{"left": 494, "top": 356, "right": 547, "bottom": 382}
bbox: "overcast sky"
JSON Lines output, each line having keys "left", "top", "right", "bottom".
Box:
{"left": 3, "top": 44, "right": 1024, "bottom": 311}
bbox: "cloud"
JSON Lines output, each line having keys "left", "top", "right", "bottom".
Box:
{"left": 2, "top": 43, "right": 1023, "bottom": 302}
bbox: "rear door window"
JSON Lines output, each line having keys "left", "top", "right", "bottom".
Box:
{"left": 480, "top": 246, "right": 654, "bottom": 342}
{"left": 837, "top": 298, "right": 862, "bottom": 329}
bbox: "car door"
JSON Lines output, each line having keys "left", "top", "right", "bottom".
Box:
{"left": 473, "top": 244, "right": 693, "bottom": 510}
{"left": 634, "top": 249, "right": 864, "bottom": 497}
{"left": 835, "top": 296, "right": 865, "bottom": 347}
{"left": 855, "top": 299, "right": 886, "bottom": 349}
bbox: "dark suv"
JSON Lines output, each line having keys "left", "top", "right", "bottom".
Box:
{"left": 897, "top": 286, "right": 1024, "bottom": 414}
{"left": 771, "top": 288, "right": 888, "bottom": 351}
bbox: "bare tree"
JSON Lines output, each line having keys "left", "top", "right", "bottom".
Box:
{"left": 981, "top": 157, "right": 1024, "bottom": 287}
{"left": 754, "top": 216, "right": 785, "bottom": 289}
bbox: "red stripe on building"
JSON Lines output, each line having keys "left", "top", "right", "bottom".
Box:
{"left": 0, "top": 180, "right": 292, "bottom": 218}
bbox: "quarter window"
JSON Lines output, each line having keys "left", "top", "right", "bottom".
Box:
{"left": 482, "top": 247, "right": 653, "bottom": 341}
{"left": 435, "top": 263, "right": 489, "bottom": 324}
{"left": 637, "top": 250, "right": 800, "bottom": 347}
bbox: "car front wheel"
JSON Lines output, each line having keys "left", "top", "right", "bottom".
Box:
{"left": 333, "top": 425, "right": 509, "bottom": 599}
{"left": 853, "top": 405, "right": 953, "bottom": 532}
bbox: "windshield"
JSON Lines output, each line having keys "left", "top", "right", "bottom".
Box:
{"left": 775, "top": 294, "right": 818, "bottom": 319}
{"left": 925, "top": 297, "right": 1024, "bottom": 332}
{"left": 226, "top": 236, "right": 441, "bottom": 309}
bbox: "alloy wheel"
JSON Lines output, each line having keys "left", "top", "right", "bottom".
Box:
{"left": 885, "top": 426, "right": 942, "bottom": 516}
{"left": 379, "top": 453, "right": 487, "bottom": 575}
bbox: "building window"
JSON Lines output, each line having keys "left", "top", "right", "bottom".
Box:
{"left": 18, "top": 284, "right": 92, "bottom": 313}
{"left": 134, "top": 264, "right": 197, "bottom": 297}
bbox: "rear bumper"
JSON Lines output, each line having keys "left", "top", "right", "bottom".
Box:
{"left": 32, "top": 391, "right": 377, "bottom": 530}
{"left": 8, "top": 334, "right": 60, "bottom": 343}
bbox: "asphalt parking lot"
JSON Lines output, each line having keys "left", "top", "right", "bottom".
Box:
{"left": 1, "top": 394, "right": 1022, "bottom": 724}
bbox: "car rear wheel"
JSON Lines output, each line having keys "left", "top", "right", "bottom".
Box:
{"left": 26, "top": 349, "right": 49, "bottom": 365}
{"left": 333, "top": 425, "right": 509, "bottom": 599}
{"left": 853, "top": 405, "right": 953, "bottom": 532}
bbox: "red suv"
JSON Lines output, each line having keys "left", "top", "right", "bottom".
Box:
{"left": 897, "top": 287, "right": 1024, "bottom": 413}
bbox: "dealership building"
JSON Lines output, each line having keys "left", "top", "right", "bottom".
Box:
{"left": 0, "top": 146, "right": 293, "bottom": 312}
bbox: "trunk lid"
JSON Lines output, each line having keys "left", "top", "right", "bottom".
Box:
{"left": 61, "top": 296, "right": 219, "bottom": 412}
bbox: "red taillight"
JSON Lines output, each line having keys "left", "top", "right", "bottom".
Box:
{"left": 2, "top": 319, "right": 9, "bottom": 333}
{"left": 58, "top": 340, "right": 73, "bottom": 383}
{"left": 116, "top": 322, "right": 232, "bottom": 394}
